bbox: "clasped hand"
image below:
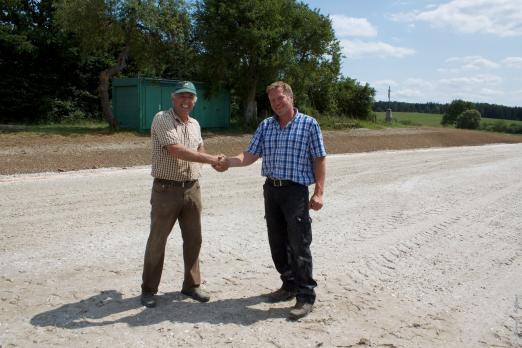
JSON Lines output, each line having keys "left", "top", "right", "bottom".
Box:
{"left": 212, "top": 154, "right": 229, "bottom": 172}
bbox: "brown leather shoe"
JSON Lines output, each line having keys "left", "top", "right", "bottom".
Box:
{"left": 181, "top": 287, "right": 210, "bottom": 302}
{"left": 288, "top": 302, "right": 313, "bottom": 320}
{"left": 266, "top": 287, "right": 296, "bottom": 303}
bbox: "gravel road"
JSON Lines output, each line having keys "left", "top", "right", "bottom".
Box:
{"left": 1, "top": 144, "right": 521, "bottom": 347}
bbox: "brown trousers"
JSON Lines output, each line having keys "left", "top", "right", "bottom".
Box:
{"left": 141, "top": 179, "right": 202, "bottom": 294}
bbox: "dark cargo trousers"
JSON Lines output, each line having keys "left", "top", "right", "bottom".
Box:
{"left": 141, "top": 179, "right": 202, "bottom": 294}
{"left": 263, "top": 181, "right": 317, "bottom": 304}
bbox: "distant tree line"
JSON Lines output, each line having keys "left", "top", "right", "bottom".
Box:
{"left": 1, "top": 0, "right": 375, "bottom": 128}
{"left": 373, "top": 101, "right": 522, "bottom": 121}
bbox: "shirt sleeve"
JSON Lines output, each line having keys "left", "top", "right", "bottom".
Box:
{"left": 152, "top": 111, "right": 179, "bottom": 147}
{"left": 309, "top": 119, "right": 327, "bottom": 158}
{"left": 246, "top": 122, "right": 265, "bottom": 157}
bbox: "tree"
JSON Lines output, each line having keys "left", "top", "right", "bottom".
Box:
{"left": 456, "top": 109, "right": 481, "bottom": 129}
{"left": 441, "top": 99, "right": 474, "bottom": 126}
{"left": 55, "top": 0, "right": 195, "bottom": 129}
{"left": 195, "top": 0, "right": 340, "bottom": 124}
{"left": 334, "top": 78, "right": 375, "bottom": 119}
{"left": 0, "top": 0, "right": 92, "bottom": 123}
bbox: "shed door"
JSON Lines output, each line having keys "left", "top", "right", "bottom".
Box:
{"left": 144, "top": 86, "right": 162, "bottom": 130}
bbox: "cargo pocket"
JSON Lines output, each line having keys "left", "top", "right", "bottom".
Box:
{"left": 295, "top": 215, "right": 313, "bottom": 245}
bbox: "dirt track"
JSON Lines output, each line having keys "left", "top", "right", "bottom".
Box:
{"left": 1, "top": 143, "right": 521, "bottom": 347}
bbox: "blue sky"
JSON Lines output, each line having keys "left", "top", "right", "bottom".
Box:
{"left": 302, "top": 0, "right": 522, "bottom": 107}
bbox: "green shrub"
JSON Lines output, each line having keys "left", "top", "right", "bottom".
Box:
{"left": 456, "top": 109, "right": 481, "bottom": 129}
{"left": 481, "top": 120, "right": 507, "bottom": 132}
{"left": 42, "top": 98, "right": 87, "bottom": 123}
{"left": 507, "top": 123, "right": 522, "bottom": 134}
{"left": 442, "top": 99, "right": 474, "bottom": 125}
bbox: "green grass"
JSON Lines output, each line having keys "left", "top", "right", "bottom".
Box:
{"left": 24, "top": 120, "right": 111, "bottom": 134}
{"left": 374, "top": 111, "right": 444, "bottom": 127}
{"left": 481, "top": 117, "right": 522, "bottom": 126}
{"left": 4, "top": 113, "right": 521, "bottom": 135}
{"left": 316, "top": 115, "right": 384, "bottom": 130}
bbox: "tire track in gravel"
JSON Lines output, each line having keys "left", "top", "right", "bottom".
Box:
{"left": 2, "top": 144, "right": 522, "bottom": 348}
{"left": 319, "top": 147, "right": 522, "bottom": 347}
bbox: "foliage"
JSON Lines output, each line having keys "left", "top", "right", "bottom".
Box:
{"left": 374, "top": 101, "right": 522, "bottom": 122}
{"left": 441, "top": 99, "right": 474, "bottom": 125}
{"left": 374, "top": 112, "right": 443, "bottom": 127}
{"left": 0, "top": 0, "right": 102, "bottom": 123}
{"left": 334, "top": 78, "right": 375, "bottom": 120}
{"left": 374, "top": 101, "right": 447, "bottom": 114}
{"left": 480, "top": 119, "right": 522, "bottom": 134}
{"left": 194, "top": 0, "right": 341, "bottom": 123}
{"left": 13, "top": 1, "right": 521, "bottom": 130}
{"left": 455, "top": 109, "right": 481, "bottom": 129}
{"left": 53, "top": 0, "right": 197, "bottom": 128}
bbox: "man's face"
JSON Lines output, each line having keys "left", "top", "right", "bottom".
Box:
{"left": 268, "top": 87, "right": 293, "bottom": 117}
{"left": 172, "top": 92, "right": 196, "bottom": 114}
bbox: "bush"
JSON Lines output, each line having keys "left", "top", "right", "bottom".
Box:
{"left": 42, "top": 98, "right": 87, "bottom": 123}
{"left": 442, "top": 99, "right": 474, "bottom": 125}
{"left": 455, "top": 109, "right": 481, "bottom": 129}
{"left": 507, "top": 123, "right": 522, "bottom": 134}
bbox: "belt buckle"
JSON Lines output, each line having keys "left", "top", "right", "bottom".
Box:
{"left": 273, "top": 179, "right": 283, "bottom": 187}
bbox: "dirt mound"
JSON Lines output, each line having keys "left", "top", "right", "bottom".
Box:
{"left": 1, "top": 127, "right": 521, "bottom": 175}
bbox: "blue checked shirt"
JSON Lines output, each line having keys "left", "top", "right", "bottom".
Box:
{"left": 246, "top": 109, "right": 327, "bottom": 186}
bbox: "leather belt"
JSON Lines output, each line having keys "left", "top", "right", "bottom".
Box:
{"left": 154, "top": 178, "right": 197, "bottom": 188}
{"left": 266, "top": 177, "right": 296, "bottom": 187}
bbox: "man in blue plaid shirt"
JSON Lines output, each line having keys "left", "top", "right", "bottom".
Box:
{"left": 217, "top": 81, "right": 326, "bottom": 320}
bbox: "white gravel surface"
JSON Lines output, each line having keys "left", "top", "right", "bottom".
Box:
{"left": 1, "top": 144, "right": 522, "bottom": 347}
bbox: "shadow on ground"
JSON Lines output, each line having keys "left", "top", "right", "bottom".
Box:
{"left": 31, "top": 290, "right": 289, "bottom": 328}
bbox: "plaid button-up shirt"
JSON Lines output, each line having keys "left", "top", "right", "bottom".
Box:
{"left": 150, "top": 108, "right": 203, "bottom": 181}
{"left": 246, "top": 110, "right": 327, "bottom": 186}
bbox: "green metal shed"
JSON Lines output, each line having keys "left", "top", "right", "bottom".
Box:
{"left": 112, "top": 77, "right": 230, "bottom": 132}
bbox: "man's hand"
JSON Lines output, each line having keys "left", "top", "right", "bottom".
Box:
{"left": 309, "top": 193, "right": 323, "bottom": 211}
{"left": 212, "top": 154, "right": 229, "bottom": 172}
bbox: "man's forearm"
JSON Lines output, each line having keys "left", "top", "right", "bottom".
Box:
{"left": 168, "top": 144, "right": 217, "bottom": 165}
{"left": 226, "top": 151, "right": 259, "bottom": 167}
{"left": 313, "top": 156, "right": 326, "bottom": 195}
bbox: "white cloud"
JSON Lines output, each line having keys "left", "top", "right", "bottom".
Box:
{"left": 377, "top": 74, "right": 505, "bottom": 103}
{"left": 439, "top": 74, "right": 502, "bottom": 86}
{"left": 372, "top": 80, "right": 398, "bottom": 87}
{"left": 331, "top": 15, "right": 378, "bottom": 37}
{"left": 391, "top": 0, "right": 522, "bottom": 37}
{"left": 404, "top": 78, "right": 435, "bottom": 89}
{"left": 478, "top": 88, "right": 503, "bottom": 96}
{"left": 395, "top": 88, "right": 424, "bottom": 98}
{"left": 340, "top": 39, "right": 415, "bottom": 59}
{"left": 502, "top": 57, "right": 522, "bottom": 68}
{"left": 445, "top": 56, "right": 499, "bottom": 70}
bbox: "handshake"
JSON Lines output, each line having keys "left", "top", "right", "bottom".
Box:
{"left": 211, "top": 154, "right": 230, "bottom": 172}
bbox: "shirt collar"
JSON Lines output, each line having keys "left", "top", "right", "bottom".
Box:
{"left": 271, "top": 108, "right": 299, "bottom": 127}
{"left": 170, "top": 108, "right": 193, "bottom": 124}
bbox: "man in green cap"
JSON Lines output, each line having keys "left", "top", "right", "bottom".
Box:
{"left": 140, "top": 80, "right": 221, "bottom": 308}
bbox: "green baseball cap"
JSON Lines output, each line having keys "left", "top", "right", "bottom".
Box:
{"left": 174, "top": 81, "right": 197, "bottom": 96}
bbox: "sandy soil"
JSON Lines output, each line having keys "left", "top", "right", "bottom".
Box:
{"left": 1, "top": 143, "right": 521, "bottom": 347}
{"left": 2, "top": 127, "right": 522, "bottom": 175}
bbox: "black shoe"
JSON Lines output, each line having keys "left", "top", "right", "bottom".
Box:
{"left": 140, "top": 293, "right": 156, "bottom": 308}
{"left": 266, "top": 287, "right": 297, "bottom": 303}
{"left": 181, "top": 287, "right": 210, "bottom": 302}
{"left": 288, "top": 302, "right": 313, "bottom": 320}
